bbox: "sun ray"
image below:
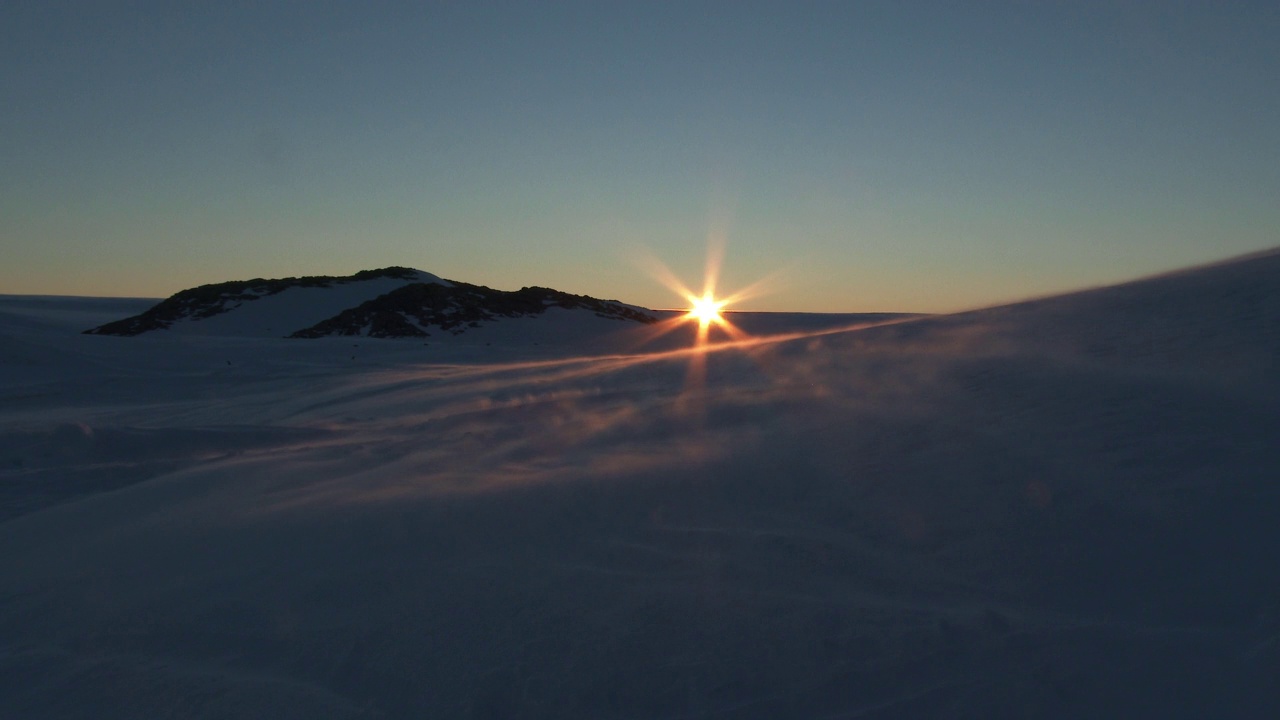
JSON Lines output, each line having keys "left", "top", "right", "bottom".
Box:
{"left": 687, "top": 293, "right": 726, "bottom": 327}
{"left": 635, "top": 231, "right": 768, "bottom": 351}
{"left": 702, "top": 229, "right": 726, "bottom": 304}
{"left": 630, "top": 212, "right": 803, "bottom": 418}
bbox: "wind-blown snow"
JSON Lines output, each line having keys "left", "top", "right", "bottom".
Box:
{"left": 2, "top": 252, "right": 1279, "bottom": 718}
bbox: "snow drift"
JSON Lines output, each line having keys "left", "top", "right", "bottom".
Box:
{"left": 3, "top": 250, "right": 1279, "bottom": 718}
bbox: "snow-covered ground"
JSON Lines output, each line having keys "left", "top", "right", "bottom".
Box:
{"left": 2, "top": 251, "right": 1279, "bottom": 718}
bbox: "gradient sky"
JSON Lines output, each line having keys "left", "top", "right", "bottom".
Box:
{"left": 3, "top": 1, "right": 1278, "bottom": 312}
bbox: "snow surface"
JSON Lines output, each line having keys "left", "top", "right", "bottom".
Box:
{"left": 2, "top": 252, "right": 1280, "bottom": 718}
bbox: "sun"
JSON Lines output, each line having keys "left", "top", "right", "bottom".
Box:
{"left": 687, "top": 293, "right": 726, "bottom": 328}
{"left": 633, "top": 224, "right": 782, "bottom": 350}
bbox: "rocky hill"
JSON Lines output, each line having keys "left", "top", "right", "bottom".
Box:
{"left": 290, "top": 280, "right": 657, "bottom": 338}
{"left": 84, "top": 267, "right": 656, "bottom": 339}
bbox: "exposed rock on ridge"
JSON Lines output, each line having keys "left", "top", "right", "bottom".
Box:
{"left": 291, "top": 281, "right": 657, "bottom": 338}
{"left": 83, "top": 267, "right": 657, "bottom": 338}
{"left": 84, "top": 267, "right": 427, "bottom": 336}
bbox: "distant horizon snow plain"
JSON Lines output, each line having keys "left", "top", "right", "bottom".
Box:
{"left": 2, "top": 249, "right": 1279, "bottom": 718}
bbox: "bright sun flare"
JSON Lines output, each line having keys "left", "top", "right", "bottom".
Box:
{"left": 688, "top": 294, "right": 725, "bottom": 326}
{"left": 637, "top": 227, "right": 780, "bottom": 348}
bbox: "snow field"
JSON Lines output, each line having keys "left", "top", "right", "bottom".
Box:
{"left": 2, "top": 252, "right": 1280, "bottom": 718}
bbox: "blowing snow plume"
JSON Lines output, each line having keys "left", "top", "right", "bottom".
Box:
{"left": 3, "top": 249, "right": 1280, "bottom": 718}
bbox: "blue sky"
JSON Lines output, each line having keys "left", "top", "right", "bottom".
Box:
{"left": 3, "top": 1, "right": 1277, "bottom": 311}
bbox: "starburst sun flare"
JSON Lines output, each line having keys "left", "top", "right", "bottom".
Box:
{"left": 687, "top": 293, "right": 726, "bottom": 328}
{"left": 633, "top": 230, "right": 778, "bottom": 350}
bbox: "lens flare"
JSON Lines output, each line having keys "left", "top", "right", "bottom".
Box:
{"left": 631, "top": 229, "right": 761, "bottom": 349}
{"left": 626, "top": 225, "right": 802, "bottom": 417}
{"left": 687, "top": 293, "right": 726, "bottom": 329}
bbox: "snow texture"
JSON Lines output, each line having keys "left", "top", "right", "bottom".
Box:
{"left": 3, "top": 250, "right": 1280, "bottom": 718}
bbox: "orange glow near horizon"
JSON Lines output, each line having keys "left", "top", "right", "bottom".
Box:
{"left": 686, "top": 293, "right": 726, "bottom": 329}
{"left": 628, "top": 228, "right": 767, "bottom": 417}
{"left": 634, "top": 229, "right": 764, "bottom": 351}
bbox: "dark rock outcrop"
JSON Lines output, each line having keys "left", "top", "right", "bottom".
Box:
{"left": 85, "top": 267, "right": 423, "bottom": 336}
{"left": 84, "top": 267, "right": 657, "bottom": 338}
{"left": 289, "top": 281, "right": 657, "bottom": 338}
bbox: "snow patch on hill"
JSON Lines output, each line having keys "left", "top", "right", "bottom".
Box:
{"left": 166, "top": 270, "right": 449, "bottom": 338}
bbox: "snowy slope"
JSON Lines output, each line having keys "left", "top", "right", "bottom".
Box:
{"left": 2, "top": 250, "right": 1279, "bottom": 718}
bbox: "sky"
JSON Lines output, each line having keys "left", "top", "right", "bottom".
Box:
{"left": 2, "top": 1, "right": 1278, "bottom": 312}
